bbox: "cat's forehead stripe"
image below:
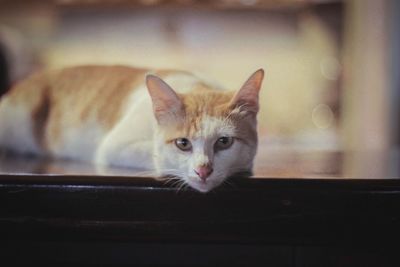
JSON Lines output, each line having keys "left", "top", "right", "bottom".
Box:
{"left": 178, "top": 91, "right": 235, "bottom": 138}
{"left": 196, "top": 115, "right": 236, "bottom": 138}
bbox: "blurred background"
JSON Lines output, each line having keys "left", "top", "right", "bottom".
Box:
{"left": 0, "top": 0, "right": 398, "bottom": 178}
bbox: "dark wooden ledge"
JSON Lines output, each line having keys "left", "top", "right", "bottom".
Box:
{"left": 2, "top": 173, "right": 400, "bottom": 265}
{"left": 2, "top": 174, "right": 400, "bottom": 244}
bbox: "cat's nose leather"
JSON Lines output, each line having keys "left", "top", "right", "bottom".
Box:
{"left": 194, "top": 165, "right": 213, "bottom": 181}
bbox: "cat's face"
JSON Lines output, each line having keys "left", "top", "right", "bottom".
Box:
{"left": 147, "top": 69, "right": 264, "bottom": 193}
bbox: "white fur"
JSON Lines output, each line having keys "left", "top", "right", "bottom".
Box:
{"left": 95, "top": 88, "right": 155, "bottom": 170}
{"left": 51, "top": 118, "right": 105, "bottom": 161}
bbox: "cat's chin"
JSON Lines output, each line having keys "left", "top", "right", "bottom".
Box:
{"left": 186, "top": 179, "right": 220, "bottom": 193}
{"left": 190, "top": 184, "right": 212, "bottom": 193}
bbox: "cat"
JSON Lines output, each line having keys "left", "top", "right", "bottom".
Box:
{"left": 0, "top": 65, "right": 264, "bottom": 192}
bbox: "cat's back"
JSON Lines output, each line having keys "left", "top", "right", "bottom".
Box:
{"left": 2, "top": 65, "right": 148, "bottom": 123}
{"left": 0, "top": 65, "right": 149, "bottom": 157}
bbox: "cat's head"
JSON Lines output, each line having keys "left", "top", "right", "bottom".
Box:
{"left": 146, "top": 69, "right": 264, "bottom": 193}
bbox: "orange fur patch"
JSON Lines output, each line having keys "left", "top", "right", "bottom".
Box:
{"left": 179, "top": 89, "right": 234, "bottom": 136}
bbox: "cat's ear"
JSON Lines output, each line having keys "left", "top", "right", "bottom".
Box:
{"left": 146, "top": 74, "right": 184, "bottom": 124}
{"left": 230, "top": 69, "right": 264, "bottom": 114}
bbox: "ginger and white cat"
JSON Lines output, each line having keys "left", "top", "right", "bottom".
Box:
{"left": 0, "top": 66, "right": 264, "bottom": 192}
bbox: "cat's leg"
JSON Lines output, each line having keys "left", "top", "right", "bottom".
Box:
{"left": 95, "top": 137, "right": 154, "bottom": 171}
{"left": 94, "top": 116, "right": 155, "bottom": 172}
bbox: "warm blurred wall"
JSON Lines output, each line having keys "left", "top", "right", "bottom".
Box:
{"left": 341, "top": 0, "right": 392, "bottom": 178}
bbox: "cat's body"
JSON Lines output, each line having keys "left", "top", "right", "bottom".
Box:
{"left": 0, "top": 66, "right": 202, "bottom": 168}
{"left": 0, "top": 65, "right": 264, "bottom": 192}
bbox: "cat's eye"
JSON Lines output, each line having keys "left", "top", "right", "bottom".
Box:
{"left": 175, "top": 138, "right": 192, "bottom": 151}
{"left": 215, "top": 136, "right": 234, "bottom": 150}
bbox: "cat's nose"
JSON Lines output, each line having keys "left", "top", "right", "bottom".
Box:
{"left": 194, "top": 165, "right": 213, "bottom": 181}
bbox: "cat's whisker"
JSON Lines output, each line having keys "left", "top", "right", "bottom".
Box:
{"left": 165, "top": 180, "right": 179, "bottom": 187}
{"left": 177, "top": 180, "right": 189, "bottom": 193}
{"left": 222, "top": 178, "right": 236, "bottom": 189}
{"left": 153, "top": 168, "right": 184, "bottom": 178}
{"left": 172, "top": 180, "right": 184, "bottom": 193}
{"left": 162, "top": 175, "right": 183, "bottom": 183}
{"left": 171, "top": 179, "right": 184, "bottom": 189}
{"left": 130, "top": 170, "right": 159, "bottom": 177}
{"left": 162, "top": 177, "right": 181, "bottom": 186}
{"left": 183, "top": 183, "right": 190, "bottom": 191}
{"left": 161, "top": 173, "right": 181, "bottom": 181}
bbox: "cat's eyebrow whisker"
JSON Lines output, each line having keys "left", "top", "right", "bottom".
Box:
{"left": 237, "top": 103, "right": 249, "bottom": 112}
{"left": 221, "top": 105, "right": 243, "bottom": 126}
{"left": 224, "top": 108, "right": 237, "bottom": 122}
{"left": 223, "top": 102, "right": 246, "bottom": 121}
